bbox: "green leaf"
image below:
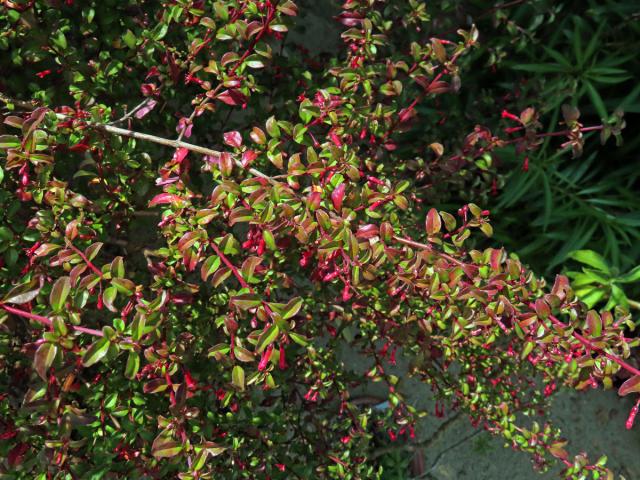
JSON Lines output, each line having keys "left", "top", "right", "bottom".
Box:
{"left": 130, "top": 313, "right": 146, "bottom": 341}
{"left": 262, "top": 230, "right": 276, "bottom": 250}
{"left": 152, "top": 435, "right": 183, "bottom": 459}
{"left": 282, "top": 297, "right": 303, "bottom": 320}
{"left": 256, "top": 324, "right": 279, "bottom": 353}
{"left": 123, "top": 29, "right": 137, "bottom": 49}
{"left": 201, "top": 255, "right": 221, "bottom": 281}
{"left": 111, "top": 278, "right": 135, "bottom": 296}
{"left": 289, "top": 332, "right": 310, "bottom": 347}
{"left": 34, "top": 342, "right": 57, "bottom": 380}
{"left": 569, "top": 250, "right": 610, "bottom": 273}
{"left": 102, "top": 286, "right": 118, "bottom": 312}
{"left": 266, "top": 116, "right": 280, "bottom": 138}
{"left": 232, "top": 365, "right": 245, "bottom": 391}
{"left": 618, "top": 265, "right": 640, "bottom": 284}
{"left": 83, "top": 338, "right": 110, "bottom": 367}
{"left": 124, "top": 352, "right": 140, "bottom": 379}
{"left": 585, "top": 310, "right": 602, "bottom": 337}
{"left": 521, "top": 341, "right": 534, "bottom": 360}
{"left": 584, "top": 80, "right": 607, "bottom": 119}
{"left": 49, "top": 277, "right": 71, "bottom": 312}
{"left": 111, "top": 256, "right": 125, "bottom": 278}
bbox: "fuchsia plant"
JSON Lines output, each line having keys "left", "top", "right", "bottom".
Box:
{"left": 0, "top": 0, "right": 635, "bottom": 478}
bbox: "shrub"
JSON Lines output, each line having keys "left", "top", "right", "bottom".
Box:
{"left": 0, "top": 1, "right": 637, "bottom": 479}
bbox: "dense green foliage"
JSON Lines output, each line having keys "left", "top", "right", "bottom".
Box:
{"left": 0, "top": 1, "right": 639, "bottom": 479}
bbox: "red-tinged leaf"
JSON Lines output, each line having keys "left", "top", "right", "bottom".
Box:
{"left": 201, "top": 255, "right": 221, "bottom": 281}
{"left": 4, "top": 116, "right": 23, "bottom": 129}
{"left": 49, "top": 276, "right": 71, "bottom": 312}
{"left": 205, "top": 442, "right": 228, "bottom": 456}
{"left": 266, "top": 116, "right": 280, "bottom": 138}
{"left": 548, "top": 442, "right": 568, "bottom": 460}
{"left": 429, "top": 142, "right": 444, "bottom": 157}
{"left": 316, "top": 209, "right": 331, "bottom": 231}
{"left": 211, "top": 267, "right": 232, "bottom": 287}
{"left": 585, "top": 310, "right": 602, "bottom": 337}
{"left": 229, "top": 207, "right": 253, "bottom": 226}
{"left": 34, "top": 342, "right": 57, "bottom": 380}
{"left": 3, "top": 281, "right": 41, "bottom": 305}
{"left": 84, "top": 242, "right": 103, "bottom": 261}
{"left": 535, "top": 298, "right": 550, "bottom": 319}
{"left": 413, "top": 75, "right": 430, "bottom": 90}
{"left": 102, "top": 286, "right": 118, "bottom": 312}
{"left": 178, "top": 230, "right": 203, "bottom": 251}
{"left": 256, "top": 324, "right": 279, "bottom": 353}
{"left": 220, "top": 152, "right": 234, "bottom": 176}
{"left": 8, "top": 443, "right": 29, "bottom": 467}
{"left": 356, "top": 224, "right": 379, "bottom": 239}
{"left": 111, "top": 256, "right": 125, "bottom": 278}
{"left": 241, "top": 256, "right": 262, "bottom": 281}
{"left": 173, "top": 147, "right": 189, "bottom": 163}
{"left": 124, "top": 351, "right": 140, "bottom": 379}
{"left": 241, "top": 149, "right": 258, "bottom": 167}
{"left": 134, "top": 98, "right": 157, "bottom": 119}
{"left": 234, "top": 346, "right": 255, "bottom": 362}
{"left": 223, "top": 130, "right": 242, "bottom": 148}
{"left": 232, "top": 365, "right": 245, "bottom": 391}
{"left": 34, "top": 243, "right": 62, "bottom": 258}
{"left": 619, "top": 376, "right": 640, "bottom": 396}
{"left": 220, "top": 51, "right": 239, "bottom": 66}
{"left": 152, "top": 436, "right": 183, "bottom": 459}
{"left": 440, "top": 211, "right": 456, "bottom": 232}
{"left": 82, "top": 337, "right": 110, "bottom": 367}
{"left": 215, "top": 89, "right": 247, "bottom": 106}
{"left": 0, "top": 135, "right": 20, "bottom": 149}
{"left": 112, "top": 278, "right": 135, "bottom": 295}
{"left": 282, "top": 297, "right": 303, "bottom": 320}
{"left": 148, "top": 193, "right": 184, "bottom": 207}
{"left": 425, "top": 208, "right": 441, "bottom": 235}
{"left": 250, "top": 127, "right": 267, "bottom": 144}
{"left": 230, "top": 294, "right": 261, "bottom": 310}
{"left": 431, "top": 38, "right": 447, "bottom": 62}
{"left": 144, "top": 378, "right": 169, "bottom": 394}
{"left": 277, "top": 0, "right": 298, "bottom": 16}
{"left": 331, "top": 183, "right": 346, "bottom": 211}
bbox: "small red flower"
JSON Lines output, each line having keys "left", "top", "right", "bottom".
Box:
{"left": 501, "top": 109, "right": 520, "bottom": 122}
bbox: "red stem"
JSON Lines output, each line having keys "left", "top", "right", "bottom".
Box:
{"left": 0, "top": 303, "right": 104, "bottom": 337}
{"left": 67, "top": 243, "right": 104, "bottom": 278}
{"left": 549, "top": 315, "right": 640, "bottom": 377}
{"left": 209, "top": 241, "right": 250, "bottom": 290}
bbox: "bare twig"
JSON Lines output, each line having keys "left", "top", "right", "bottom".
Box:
{"left": 108, "top": 98, "right": 155, "bottom": 126}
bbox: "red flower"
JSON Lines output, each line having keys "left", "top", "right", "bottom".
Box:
{"left": 331, "top": 183, "right": 346, "bottom": 211}
{"left": 278, "top": 344, "right": 287, "bottom": 370}
{"left": 258, "top": 344, "right": 274, "bottom": 371}
{"left": 35, "top": 69, "right": 52, "bottom": 78}
{"left": 501, "top": 109, "right": 520, "bottom": 122}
